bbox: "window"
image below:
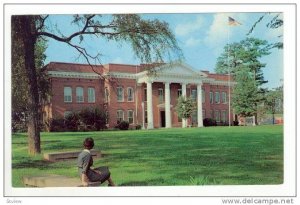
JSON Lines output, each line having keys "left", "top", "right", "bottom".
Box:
{"left": 158, "top": 88, "right": 164, "bottom": 103}
{"left": 191, "top": 89, "right": 197, "bottom": 100}
{"left": 215, "top": 110, "right": 220, "bottom": 122}
{"left": 128, "top": 110, "right": 134, "bottom": 124}
{"left": 104, "top": 87, "right": 109, "bottom": 103}
{"left": 117, "top": 87, "right": 124, "bottom": 102}
{"left": 117, "top": 110, "right": 124, "bottom": 123}
{"left": 209, "top": 91, "right": 213, "bottom": 104}
{"left": 202, "top": 89, "right": 205, "bottom": 103}
{"left": 222, "top": 92, "right": 227, "bottom": 104}
{"left": 210, "top": 110, "right": 214, "bottom": 119}
{"left": 105, "top": 111, "right": 109, "bottom": 124}
{"left": 145, "top": 110, "right": 148, "bottom": 123}
{"left": 202, "top": 109, "right": 206, "bottom": 118}
{"left": 177, "top": 89, "right": 182, "bottom": 98}
{"left": 127, "top": 87, "right": 134, "bottom": 102}
{"left": 191, "top": 111, "right": 197, "bottom": 125}
{"left": 64, "top": 87, "right": 72, "bottom": 102}
{"left": 76, "top": 87, "right": 84, "bottom": 102}
{"left": 64, "top": 111, "right": 72, "bottom": 118}
{"left": 222, "top": 110, "right": 227, "bottom": 122}
{"left": 215, "top": 92, "right": 220, "bottom": 104}
{"left": 88, "top": 87, "right": 95, "bottom": 103}
{"left": 144, "top": 88, "right": 147, "bottom": 102}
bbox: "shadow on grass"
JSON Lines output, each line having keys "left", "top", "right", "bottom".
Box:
{"left": 12, "top": 158, "right": 57, "bottom": 169}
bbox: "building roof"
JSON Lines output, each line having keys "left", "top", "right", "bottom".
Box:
{"left": 45, "top": 62, "right": 104, "bottom": 74}
{"left": 45, "top": 62, "right": 233, "bottom": 82}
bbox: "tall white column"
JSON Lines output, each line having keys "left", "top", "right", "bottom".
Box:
{"left": 164, "top": 82, "right": 171, "bottom": 128}
{"left": 146, "top": 81, "right": 154, "bottom": 129}
{"left": 197, "top": 83, "right": 203, "bottom": 127}
{"left": 181, "top": 83, "right": 187, "bottom": 128}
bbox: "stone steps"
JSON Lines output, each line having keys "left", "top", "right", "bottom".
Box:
{"left": 43, "top": 149, "right": 101, "bottom": 162}
{"left": 23, "top": 175, "right": 102, "bottom": 187}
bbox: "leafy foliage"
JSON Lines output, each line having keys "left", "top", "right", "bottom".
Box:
{"left": 175, "top": 96, "right": 197, "bottom": 120}
{"left": 115, "top": 121, "right": 130, "bottom": 130}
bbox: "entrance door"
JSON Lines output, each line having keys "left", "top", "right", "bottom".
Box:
{"left": 160, "top": 111, "right": 166, "bottom": 127}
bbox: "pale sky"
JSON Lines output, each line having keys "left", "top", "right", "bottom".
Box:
{"left": 44, "top": 13, "right": 283, "bottom": 89}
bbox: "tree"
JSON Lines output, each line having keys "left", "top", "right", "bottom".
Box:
{"left": 247, "top": 13, "right": 283, "bottom": 49}
{"left": 231, "top": 68, "right": 259, "bottom": 118}
{"left": 215, "top": 37, "right": 271, "bottom": 124}
{"left": 264, "top": 86, "right": 283, "bottom": 124}
{"left": 11, "top": 14, "right": 182, "bottom": 155}
{"left": 12, "top": 32, "right": 49, "bottom": 132}
{"left": 175, "top": 96, "right": 196, "bottom": 128}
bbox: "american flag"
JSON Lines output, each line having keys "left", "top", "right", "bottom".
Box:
{"left": 228, "top": 16, "right": 241, "bottom": 26}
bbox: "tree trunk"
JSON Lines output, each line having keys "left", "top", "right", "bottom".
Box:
{"left": 18, "top": 16, "right": 41, "bottom": 155}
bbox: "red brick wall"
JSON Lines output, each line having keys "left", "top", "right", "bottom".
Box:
{"left": 50, "top": 77, "right": 105, "bottom": 118}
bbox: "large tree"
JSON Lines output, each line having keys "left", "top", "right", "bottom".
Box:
{"left": 12, "top": 14, "right": 182, "bottom": 155}
{"left": 264, "top": 86, "right": 283, "bottom": 124}
{"left": 175, "top": 96, "right": 196, "bottom": 128}
{"left": 215, "top": 37, "right": 271, "bottom": 124}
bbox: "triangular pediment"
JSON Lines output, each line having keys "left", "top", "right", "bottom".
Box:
{"left": 155, "top": 62, "right": 207, "bottom": 77}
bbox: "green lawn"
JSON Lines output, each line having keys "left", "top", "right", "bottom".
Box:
{"left": 12, "top": 125, "right": 283, "bottom": 187}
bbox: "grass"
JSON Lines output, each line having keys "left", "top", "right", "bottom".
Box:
{"left": 11, "top": 125, "right": 283, "bottom": 187}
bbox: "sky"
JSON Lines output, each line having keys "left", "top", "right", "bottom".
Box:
{"left": 44, "top": 13, "right": 283, "bottom": 89}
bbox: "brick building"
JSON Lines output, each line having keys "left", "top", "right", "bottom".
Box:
{"left": 44, "top": 61, "right": 235, "bottom": 129}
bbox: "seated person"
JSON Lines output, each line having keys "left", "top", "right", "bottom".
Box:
{"left": 77, "top": 137, "right": 115, "bottom": 186}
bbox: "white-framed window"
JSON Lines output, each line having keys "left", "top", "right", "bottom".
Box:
{"left": 222, "top": 92, "right": 227, "bottom": 104}
{"left": 202, "top": 89, "right": 205, "bottom": 103}
{"left": 117, "top": 87, "right": 124, "bottom": 102}
{"left": 144, "top": 88, "right": 147, "bottom": 102}
{"left": 105, "top": 111, "right": 109, "bottom": 124}
{"left": 145, "top": 110, "right": 148, "bottom": 123}
{"left": 117, "top": 110, "right": 124, "bottom": 123}
{"left": 127, "top": 87, "right": 134, "bottom": 102}
{"left": 177, "top": 89, "right": 182, "bottom": 98}
{"left": 215, "top": 110, "right": 220, "bottom": 122}
{"left": 210, "top": 110, "right": 214, "bottom": 119}
{"left": 158, "top": 88, "right": 164, "bottom": 103}
{"left": 128, "top": 110, "right": 134, "bottom": 124}
{"left": 209, "top": 91, "right": 213, "bottom": 104}
{"left": 64, "top": 111, "right": 73, "bottom": 118}
{"left": 215, "top": 92, "right": 220, "bottom": 104}
{"left": 191, "top": 89, "right": 197, "bottom": 100}
{"left": 104, "top": 87, "right": 109, "bottom": 103}
{"left": 191, "top": 111, "right": 197, "bottom": 125}
{"left": 76, "top": 87, "right": 84, "bottom": 103}
{"left": 64, "top": 87, "right": 72, "bottom": 102}
{"left": 222, "top": 110, "right": 227, "bottom": 122}
{"left": 88, "top": 87, "right": 95, "bottom": 103}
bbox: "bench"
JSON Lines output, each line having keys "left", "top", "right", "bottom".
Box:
{"left": 23, "top": 175, "right": 102, "bottom": 187}
{"left": 43, "top": 149, "right": 101, "bottom": 162}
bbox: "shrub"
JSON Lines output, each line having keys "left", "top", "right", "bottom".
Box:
{"left": 49, "top": 118, "right": 65, "bottom": 132}
{"left": 135, "top": 124, "right": 142, "bottom": 130}
{"left": 233, "top": 120, "right": 239, "bottom": 126}
{"left": 79, "top": 107, "right": 107, "bottom": 131}
{"left": 64, "top": 113, "right": 80, "bottom": 131}
{"left": 116, "top": 121, "right": 129, "bottom": 130}
{"left": 203, "top": 118, "right": 217, "bottom": 127}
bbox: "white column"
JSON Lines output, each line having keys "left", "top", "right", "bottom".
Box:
{"left": 181, "top": 83, "right": 187, "bottom": 128}
{"left": 197, "top": 83, "right": 203, "bottom": 127}
{"left": 164, "top": 82, "right": 171, "bottom": 128}
{"left": 146, "top": 81, "right": 154, "bottom": 129}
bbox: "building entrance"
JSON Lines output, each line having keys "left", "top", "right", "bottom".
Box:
{"left": 160, "top": 111, "right": 165, "bottom": 127}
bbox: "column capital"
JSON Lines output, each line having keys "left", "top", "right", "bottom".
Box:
{"left": 164, "top": 82, "right": 171, "bottom": 85}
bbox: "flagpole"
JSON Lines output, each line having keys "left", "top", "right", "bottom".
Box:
{"left": 227, "top": 18, "right": 231, "bottom": 128}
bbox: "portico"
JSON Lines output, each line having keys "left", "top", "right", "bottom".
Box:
{"left": 136, "top": 62, "right": 207, "bottom": 129}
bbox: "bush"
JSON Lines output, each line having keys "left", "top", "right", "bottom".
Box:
{"left": 203, "top": 118, "right": 217, "bottom": 127}
{"left": 79, "top": 107, "right": 107, "bottom": 131}
{"left": 233, "top": 120, "right": 239, "bottom": 126}
{"left": 116, "top": 121, "right": 129, "bottom": 130}
{"left": 64, "top": 113, "right": 80, "bottom": 131}
{"left": 135, "top": 124, "right": 142, "bottom": 130}
{"left": 49, "top": 118, "right": 65, "bottom": 132}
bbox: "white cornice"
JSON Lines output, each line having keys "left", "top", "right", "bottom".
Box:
{"left": 48, "top": 71, "right": 100, "bottom": 79}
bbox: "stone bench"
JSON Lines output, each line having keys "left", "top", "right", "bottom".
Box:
{"left": 23, "top": 175, "right": 102, "bottom": 187}
{"left": 43, "top": 149, "right": 101, "bottom": 162}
